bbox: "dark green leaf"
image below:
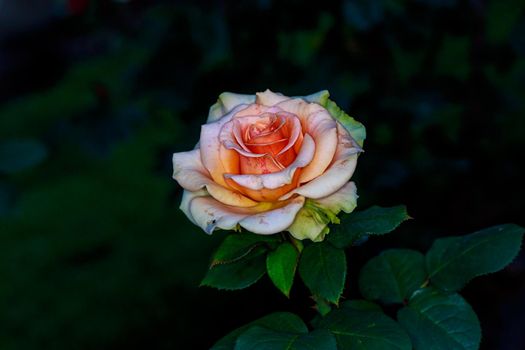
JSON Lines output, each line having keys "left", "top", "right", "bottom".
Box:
{"left": 317, "top": 300, "right": 412, "bottom": 350}
{"left": 426, "top": 223, "right": 524, "bottom": 291}
{"left": 0, "top": 139, "right": 48, "bottom": 174}
{"left": 211, "top": 233, "right": 279, "bottom": 267}
{"left": 211, "top": 312, "right": 308, "bottom": 350}
{"left": 266, "top": 242, "right": 299, "bottom": 297}
{"left": 359, "top": 249, "right": 427, "bottom": 304}
{"left": 329, "top": 205, "right": 411, "bottom": 248}
{"left": 201, "top": 246, "right": 267, "bottom": 290}
{"left": 235, "top": 327, "right": 336, "bottom": 350}
{"left": 398, "top": 287, "right": 481, "bottom": 350}
{"left": 342, "top": 299, "right": 383, "bottom": 312}
{"left": 298, "top": 242, "right": 346, "bottom": 304}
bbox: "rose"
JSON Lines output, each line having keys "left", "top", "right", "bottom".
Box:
{"left": 172, "top": 90, "right": 365, "bottom": 241}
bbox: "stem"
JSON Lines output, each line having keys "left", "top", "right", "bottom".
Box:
{"left": 287, "top": 235, "right": 304, "bottom": 253}
{"left": 313, "top": 295, "right": 332, "bottom": 317}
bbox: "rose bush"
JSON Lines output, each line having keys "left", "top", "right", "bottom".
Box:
{"left": 172, "top": 90, "right": 365, "bottom": 241}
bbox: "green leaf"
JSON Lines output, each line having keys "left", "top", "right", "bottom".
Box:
{"left": 426, "top": 223, "right": 524, "bottom": 291}
{"left": 342, "top": 299, "right": 383, "bottom": 312}
{"left": 397, "top": 287, "right": 481, "bottom": 350}
{"left": 359, "top": 249, "right": 427, "bottom": 304}
{"left": 235, "top": 327, "right": 336, "bottom": 350}
{"left": 201, "top": 245, "right": 267, "bottom": 290}
{"left": 329, "top": 205, "right": 411, "bottom": 249}
{"left": 211, "top": 312, "right": 308, "bottom": 350}
{"left": 317, "top": 300, "right": 412, "bottom": 350}
{"left": 266, "top": 242, "right": 299, "bottom": 297}
{"left": 210, "top": 233, "right": 279, "bottom": 267}
{"left": 0, "top": 139, "right": 48, "bottom": 174}
{"left": 298, "top": 242, "right": 346, "bottom": 304}
{"left": 324, "top": 99, "right": 366, "bottom": 147}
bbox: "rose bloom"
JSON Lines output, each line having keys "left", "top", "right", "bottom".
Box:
{"left": 172, "top": 90, "right": 365, "bottom": 241}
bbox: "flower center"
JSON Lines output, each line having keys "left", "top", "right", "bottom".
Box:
{"left": 243, "top": 114, "right": 288, "bottom": 158}
{"left": 222, "top": 110, "right": 303, "bottom": 176}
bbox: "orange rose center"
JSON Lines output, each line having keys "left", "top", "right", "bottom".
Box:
{"left": 238, "top": 113, "right": 298, "bottom": 175}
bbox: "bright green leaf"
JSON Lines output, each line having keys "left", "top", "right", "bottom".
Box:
{"left": 298, "top": 242, "right": 346, "bottom": 304}
{"left": 398, "top": 287, "right": 481, "bottom": 350}
{"left": 266, "top": 242, "right": 299, "bottom": 297}
{"left": 201, "top": 246, "right": 267, "bottom": 290}
{"left": 359, "top": 249, "right": 427, "bottom": 304}
{"left": 426, "top": 223, "right": 524, "bottom": 291}
{"left": 317, "top": 300, "right": 412, "bottom": 350}
{"left": 235, "top": 327, "right": 336, "bottom": 350}
{"left": 329, "top": 205, "right": 411, "bottom": 248}
{"left": 211, "top": 312, "right": 308, "bottom": 350}
{"left": 211, "top": 233, "right": 279, "bottom": 267}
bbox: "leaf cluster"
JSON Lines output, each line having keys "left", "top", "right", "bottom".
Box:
{"left": 205, "top": 206, "right": 523, "bottom": 350}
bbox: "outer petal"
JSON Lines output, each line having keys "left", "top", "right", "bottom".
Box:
{"left": 188, "top": 195, "right": 305, "bottom": 235}
{"left": 180, "top": 189, "right": 208, "bottom": 225}
{"left": 280, "top": 123, "right": 362, "bottom": 200}
{"left": 255, "top": 89, "right": 291, "bottom": 106}
{"left": 173, "top": 149, "right": 258, "bottom": 207}
{"left": 315, "top": 181, "right": 358, "bottom": 214}
{"left": 288, "top": 182, "right": 358, "bottom": 242}
{"left": 301, "top": 90, "right": 330, "bottom": 105}
{"left": 200, "top": 104, "right": 249, "bottom": 187}
{"left": 324, "top": 99, "right": 366, "bottom": 147}
{"left": 276, "top": 98, "right": 339, "bottom": 183}
{"left": 240, "top": 196, "right": 305, "bottom": 234}
{"left": 225, "top": 133, "right": 315, "bottom": 190}
{"left": 207, "top": 92, "right": 256, "bottom": 123}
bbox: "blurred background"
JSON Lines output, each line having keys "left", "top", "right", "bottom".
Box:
{"left": 0, "top": 0, "right": 524, "bottom": 349}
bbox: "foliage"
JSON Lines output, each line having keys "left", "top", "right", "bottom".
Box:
{"left": 210, "top": 206, "right": 523, "bottom": 349}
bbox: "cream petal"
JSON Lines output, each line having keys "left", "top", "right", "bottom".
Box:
{"left": 301, "top": 90, "right": 330, "bottom": 105}
{"left": 225, "top": 134, "right": 315, "bottom": 190}
{"left": 207, "top": 92, "right": 256, "bottom": 123}
{"left": 276, "top": 98, "right": 339, "bottom": 183}
{"left": 200, "top": 104, "right": 248, "bottom": 187}
{"left": 188, "top": 195, "right": 305, "bottom": 235}
{"left": 255, "top": 89, "right": 291, "bottom": 106}
{"left": 173, "top": 149, "right": 258, "bottom": 207}
{"left": 287, "top": 182, "right": 358, "bottom": 242}
{"left": 180, "top": 189, "right": 208, "bottom": 225}
{"left": 233, "top": 103, "right": 271, "bottom": 118}
{"left": 280, "top": 124, "right": 362, "bottom": 200}
{"left": 315, "top": 181, "right": 358, "bottom": 214}
{"left": 239, "top": 196, "right": 305, "bottom": 234}
{"left": 172, "top": 150, "right": 210, "bottom": 192}
{"left": 189, "top": 196, "right": 247, "bottom": 234}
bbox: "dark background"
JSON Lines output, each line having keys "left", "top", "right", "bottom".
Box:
{"left": 1, "top": 0, "right": 524, "bottom": 349}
